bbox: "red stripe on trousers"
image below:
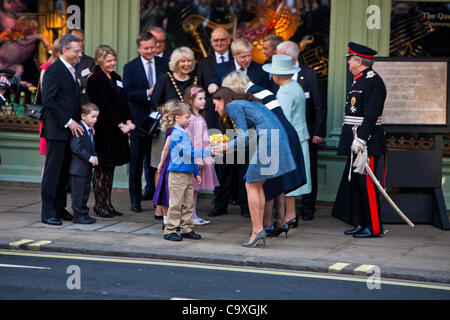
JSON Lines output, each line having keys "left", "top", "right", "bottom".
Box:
{"left": 365, "top": 157, "right": 380, "bottom": 235}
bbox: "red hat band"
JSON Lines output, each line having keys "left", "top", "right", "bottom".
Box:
{"left": 348, "top": 48, "right": 374, "bottom": 59}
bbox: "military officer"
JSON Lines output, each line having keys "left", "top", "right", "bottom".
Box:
{"left": 332, "top": 42, "right": 387, "bottom": 238}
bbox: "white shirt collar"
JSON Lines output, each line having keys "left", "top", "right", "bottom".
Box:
{"left": 60, "top": 56, "right": 74, "bottom": 70}
{"left": 81, "top": 120, "right": 91, "bottom": 132}
{"left": 215, "top": 50, "right": 229, "bottom": 63}
{"left": 141, "top": 56, "right": 154, "bottom": 65}
{"left": 234, "top": 59, "right": 246, "bottom": 72}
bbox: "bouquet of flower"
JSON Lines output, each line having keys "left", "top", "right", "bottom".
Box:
{"left": 209, "top": 133, "right": 229, "bottom": 145}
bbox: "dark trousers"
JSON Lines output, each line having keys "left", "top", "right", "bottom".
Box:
{"left": 300, "top": 140, "right": 319, "bottom": 218}
{"left": 214, "top": 162, "right": 249, "bottom": 212}
{"left": 70, "top": 174, "right": 92, "bottom": 216}
{"left": 41, "top": 139, "right": 71, "bottom": 219}
{"left": 129, "top": 134, "right": 152, "bottom": 207}
{"left": 143, "top": 152, "right": 156, "bottom": 195}
{"left": 332, "top": 156, "right": 383, "bottom": 235}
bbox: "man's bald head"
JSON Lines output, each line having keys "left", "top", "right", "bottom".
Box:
{"left": 211, "top": 27, "right": 231, "bottom": 55}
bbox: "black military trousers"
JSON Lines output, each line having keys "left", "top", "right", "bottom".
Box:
{"left": 332, "top": 155, "right": 384, "bottom": 235}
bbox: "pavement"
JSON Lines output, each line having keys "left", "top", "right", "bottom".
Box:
{"left": 0, "top": 182, "right": 449, "bottom": 285}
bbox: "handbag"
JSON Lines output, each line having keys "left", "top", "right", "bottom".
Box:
{"left": 140, "top": 111, "right": 162, "bottom": 138}
{"left": 26, "top": 79, "right": 44, "bottom": 120}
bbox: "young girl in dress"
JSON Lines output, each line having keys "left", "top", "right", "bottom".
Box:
{"left": 184, "top": 85, "right": 219, "bottom": 226}
{"left": 153, "top": 99, "right": 178, "bottom": 229}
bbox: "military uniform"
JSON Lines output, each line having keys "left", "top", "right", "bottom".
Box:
{"left": 332, "top": 43, "right": 387, "bottom": 238}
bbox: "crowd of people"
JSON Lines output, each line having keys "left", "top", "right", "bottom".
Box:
{"left": 30, "top": 23, "right": 387, "bottom": 247}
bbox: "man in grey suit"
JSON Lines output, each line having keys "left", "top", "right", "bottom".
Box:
{"left": 69, "top": 103, "right": 99, "bottom": 224}
{"left": 68, "top": 29, "right": 97, "bottom": 104}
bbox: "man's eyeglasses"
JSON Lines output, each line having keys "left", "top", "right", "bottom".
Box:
{"left": 212, "top": 38, "right": 228, "bottom": 43}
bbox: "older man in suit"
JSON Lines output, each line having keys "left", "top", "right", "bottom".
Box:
{"left": 68, "top": 29, "right": 96, "bottom": 104}
{"left": 123, "top": 32, "right": 169, "bottom": 212}
{"left": 197, "top": 27, "right": 232, "bottom": 130}
{"left": 41, "top": 34, "right": 85, "bottom": 226}
{"left": 208, "top": 38, "right": 270, "bottom": 94}
{"left": 277, "top": 41, "right": 327, "bottom": 222}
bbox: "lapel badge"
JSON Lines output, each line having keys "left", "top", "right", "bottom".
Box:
{"left": 367, "top": 71, "right": 375, "bottom": 79}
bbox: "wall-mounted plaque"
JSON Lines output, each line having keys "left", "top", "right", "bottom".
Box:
{"left": 373, "top": 58, "right": 449, "bottom": 131}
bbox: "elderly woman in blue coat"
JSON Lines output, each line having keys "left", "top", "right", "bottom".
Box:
{"left": 212, "top": 87, "right": 296, "bottom": 248}
{"left": 263, "top": 54, "right": 312, "bottom": 226}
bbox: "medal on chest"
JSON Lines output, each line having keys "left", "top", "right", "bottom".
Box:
{"left": 350, "top": 97, "right": 357, "bottom": 113}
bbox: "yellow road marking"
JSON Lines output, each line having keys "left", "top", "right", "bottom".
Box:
{"left": 329, "top": 262, "right": 350, "bottom": 273}
{"left": 27, "top": 241, "right": 52, "bottom": 251}
{"left": 9, "top": 239, "right": 34, "bottom": 249}
{"left": 0, "top": 250, "right": 449, "bottom": 291}
{"left": 354, "top": 264, "right": 377, "bottom": 276}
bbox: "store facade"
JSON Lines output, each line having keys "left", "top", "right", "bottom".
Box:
{"left": 1, "top": 0, "right": 449, "bottom": 207}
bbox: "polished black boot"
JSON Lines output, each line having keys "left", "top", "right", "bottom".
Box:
{"left": 353, "top": 227, "right": 383, "bottom": 238}
{"left": 344, "top": 225, "right": 362, "bottom": 235}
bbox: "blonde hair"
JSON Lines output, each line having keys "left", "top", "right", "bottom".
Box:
{"left": 94, "top": 44, "right": 117, "bottom": 65}
{"left": 231, "top": 38, "right": 252, "bottom": 56}
{"left": 50, "top": 38, "right": 61, "bottom": 62}
{"left": 160, "top": 101, "right": 190, "bottom": 132}
{"left": 222, "top": 71, "right": 251, "bottom": 93}
{"left": 169, "top": 47, "right": 195, "bottom": 73}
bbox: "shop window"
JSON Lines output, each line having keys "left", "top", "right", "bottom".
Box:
{"left": 0, "top": 0, "right": 85, "bottom": 133}
{"left": 139, "top": 0, "right": 330, "bottom": 86}
{"left": 387, "top": 1, "right": 450, "bottom": 154}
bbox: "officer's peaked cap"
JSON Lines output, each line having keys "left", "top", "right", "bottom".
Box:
{"left": 346, "top": 42, "right": 377, "bottom": 59}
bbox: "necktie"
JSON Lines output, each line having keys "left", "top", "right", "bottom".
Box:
{"left": 239, "top": 67, "right": 245, "bottom": 72}
{"left": 219, "top": 55, "right": 225, "bottom": 64}
{"left": 147, "top": 61, "right": 154, "bottom": 88}
{"left": 88, "top": 129, "right": 95, "bottom": 149}
{"left": 69, "top": 66, "right": 77, "bottom": 82}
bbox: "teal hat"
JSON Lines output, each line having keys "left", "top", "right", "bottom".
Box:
{"left": 262, "top": 54, "right": 300, "bottom": 75}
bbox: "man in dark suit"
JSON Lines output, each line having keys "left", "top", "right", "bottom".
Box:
{"left": 197, "top": 27, "right": 232, "bottom": 130}
{"left": 277, "top": 41, "right": 327, "bottom": 221}
{"left": 208, "top": 38, "right": 270, "bottom": 94}
{"left": 148, "top": 26, "right": 172, "bottom": 61}
{"left": 123, "top": 32, "right": 169, "bottom": 212}
{"left": 68, "top": 29, "right": 97, "bottom": 105}
{"left": 41, "top": 34, "right": 85, "bottom": 226}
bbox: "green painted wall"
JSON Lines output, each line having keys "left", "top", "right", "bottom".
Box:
{"left": 1, "top": 0, "right": 449, "bottom": 210}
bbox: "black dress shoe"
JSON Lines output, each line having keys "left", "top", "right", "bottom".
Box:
{"left": 207, "top": 208, "right": 226, "bottom": 217}
{"left": 131, "top": 205, "right": 142, "bottom": 212}
{"left": 41, "top": 217, "right": 62, "bottom": 226}
{"left": 302, "top": 215, "right": 314, "bottom": 221}
{"left": 93, "top": 207, "right": 114, "bottom": 218}
{"left": 164, "top": 232, "right": 183, "bottom": 241}
{"left": 181, "top": 231, "right": 202, "bottom": 240}
{"left": 142, "top": 192, "right": 153, "bottom": 201}
{"left": 353, "top": 227, "right": 383, "bottom": 238}
{"left": 72, "top": 215, "right": 96, "bottom": 224}
{"left": 58, "top": 210, "right": 73, "bottom": 221}
{"left": 108, "top": 209, "right": 124, "bottom": 217}
{"left": 344, "top": 225, "right": 363, "bottom": 235}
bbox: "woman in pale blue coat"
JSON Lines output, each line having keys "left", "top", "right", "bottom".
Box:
{"left": 263, "top": 55, "right": 312, "bottom": 224}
